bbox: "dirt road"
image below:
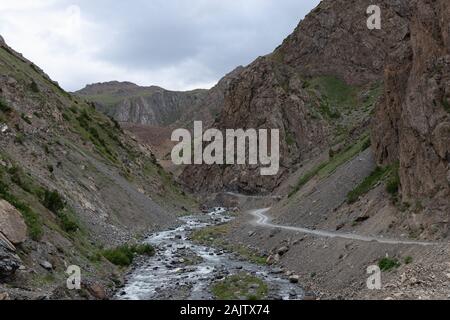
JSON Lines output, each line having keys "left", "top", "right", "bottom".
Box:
{"left": 249, "top": 208, "right": 437, "bottom": 247}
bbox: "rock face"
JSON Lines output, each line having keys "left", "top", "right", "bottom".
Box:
{"left": 77, "top": 81, "right": 208, "bottom": 126}
{"left": 0, "top": 239, "right": 21, "bottom": 278}
{"left": 76, "top": 67, "right": 244, "bottom": 128}
{"left": 372, "top": 0, "right": 450, "bottom": 217}
{"left": 0, "top": 200, "right": 27, "bottom": 245}
{"left": 181, "top": 0, "right": 413, "bottom": 194}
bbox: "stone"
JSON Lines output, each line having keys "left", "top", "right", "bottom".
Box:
{"left": 277, "top": 246, "right": 289, "bottom": 256}
{"left": 0, "top": 241, "right": 21, "bottom": 278}
{"left": 40, "top": 261, "right": 53, "bottom": 271}
{"left": 289, "top": 275, "right": 300, "bottom": 284}
{"left": 88, "top": 283, "right": 107, "bottom": 300}
{"left": 0, "top": 292, "right": 10, "bottom": 300}
{"left": 0, "top": 200, "right": 28, "bottom": 245}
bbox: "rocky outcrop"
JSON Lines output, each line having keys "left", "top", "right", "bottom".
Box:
{"left": 0, "top": 200, "right": 27, "bottom": 245}
{"left": 0, "top": 237, "right": 21, "bottom": 278}
{"left": 181, "top": 0, "right": 413, "bottom": 194}
{"left": 76, "top": 67, "right": 244, "bottom": 129}
{"left": 77, "top": 82, "right": 208, "bottom": 126}
{"left": 372, "top": 0, "right": 450, "bottom": 220}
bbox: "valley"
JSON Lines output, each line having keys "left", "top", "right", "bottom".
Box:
{"left": 1, "top": 0, "right": 449, "bottom": 301}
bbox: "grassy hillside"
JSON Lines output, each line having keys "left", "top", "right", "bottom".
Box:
{"left": 0, "top": 40, "right": 196, "bottom": 299}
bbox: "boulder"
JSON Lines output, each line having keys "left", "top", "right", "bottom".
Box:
{"left": 289, "top": 275, "right": 300, "bottom": 284}
{"left": 0, "top": 241, "right": 21, "bottom": 278}
{"left": 40, "top": 261, "right": 53, "bottom": 271}
{"left": 0, "top": 200, "right": 28, "bottom": 245}
{"left": 0, "top": 292, "right": 10, "bottom": 300}
{"left": 87, "top": 283, "right": 107, "bottom": 300}
{"left": 277, "top": 246, "right": 289, "bottom": 256}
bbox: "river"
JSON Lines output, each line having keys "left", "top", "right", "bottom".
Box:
{"left": 116, "top": 208, "right": 304, "bottom": 300}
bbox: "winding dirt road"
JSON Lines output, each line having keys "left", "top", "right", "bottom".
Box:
{"left": 249, "top": 208, "right": 437, "bottom": 247}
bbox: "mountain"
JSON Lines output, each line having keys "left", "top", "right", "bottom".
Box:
{"left": 205, "top": 0, "right": 450, "bottom": 299}
{"left": 181, "top": 0, "right": 411, "bottom": 194}
{"left": 372, "top": 0, "right": 449, "bottom": 236}
{"left": 76, "top": 67, "right": 244, "bottom": 128}
{"left": 76, "top": 81, "right": 208, "bottom": 126}
{"left": 0, "top": 37, "right": 195, "bottom": 298}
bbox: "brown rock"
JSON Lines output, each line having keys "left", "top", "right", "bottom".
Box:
{"left": 88, "top": 283, "right": 107, "bottom": 300}
{"left": 277, "top": 246, "right": 289, "bottom": 256}
{"left": 181, "top": 0, "right": 414, "bottom": 194}
{"left": 0, "top": 200, "right": 28, "bottom": 245}
{"left": 372, "top": 0, "right": 450, "bottom": 221}
{"left": 289, "top": 275, "right": 300, "bottom": 284}
{"left": 0, "top": 292, "right": 10, "bottom": 300}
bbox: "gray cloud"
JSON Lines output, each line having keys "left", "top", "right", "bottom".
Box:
{"left": 0, "top": 0, "right": 320, "bottom": 91}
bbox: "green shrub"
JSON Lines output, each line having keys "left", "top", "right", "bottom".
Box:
{"left": 0, "top": 98, "right": 12, "bottom": 113}
{"left": 102, "top": 244, "right": 155, "bottom": 266}
{"left": 30, "top": 80, "right": 40, "bottom": 93}
{"left": 58, "top": 212, "right": 79, "bottom": 233}
{"left": 132, "top": 244, "right": 155, "bottom": 256}
{"left": 42, "top": 190, "right": 65, "bottom": 213}
{"left": 386, "top": 170, "right": 400, "bottom": 196}
{"left": 378, "top": 257, "right": 401, "bottom": 272}
{"left": 14, "top": 133, "right": 25, "bottom": 145}
{"left": 443, "top": 97, "right": 450, "bottom": 113}
{"left": 404, "top": 256, "right": 413, "bottom": 265}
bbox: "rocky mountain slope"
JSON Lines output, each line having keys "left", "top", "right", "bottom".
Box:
{"left": 0, "top": 37, "right": 195, "bottom": 299}
{"left": 76, "top": 81, "right": 207, "bottom": 126}
{"left": 372, "top": 0, "right": 450, "bottom": 238}
{"left": 180, "top": 0, "right": 411, "bottom": 194}
{"left": 213, "top": 0, "right": 450, "bottom": 299}
{"left": 76, "top": 67, "right": 244, "bottom": 129}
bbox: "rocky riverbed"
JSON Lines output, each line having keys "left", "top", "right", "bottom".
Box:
{"left": 116, "top": 208, "right": 304, "bottom": 300}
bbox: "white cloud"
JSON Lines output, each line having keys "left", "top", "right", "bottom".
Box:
{"left": 0, "top": 0, "right": 320, "bottom": 91}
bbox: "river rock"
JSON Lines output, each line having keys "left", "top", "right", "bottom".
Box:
{"left": 0, "top": 292, "right": 10, "bottom": 300}
{"left": 0, "top": 200, "right": 28, "bottom": 245}
{"left": 0, "top": 240, "right": 21, "bottom": 278}
{"left": 289, "top": 275, "right": 300, "bottom": 284}
{"left": 88, "top": 283, "right": 107, "bottom": 300}
{"left": 277, "top": 246, "right": 289, "bottom": 256}
{"left": 40, "top": 261, "right": 53, "bottom": 271}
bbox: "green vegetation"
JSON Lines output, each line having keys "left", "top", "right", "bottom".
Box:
{"left": 404, "top": 256, "right": 413, "bottom": 265}
{"left": 41, "top": 190, "right": 79, "bottom": 233}
{"left": 308, "top": 76, "right": 358, "bottom": 117}
{"left": 102, "top": 244, "right": 155, "bottom": 266}
{"left": 0, "top": 176, "right": 43, "bottom": 240}
{"left": 442, "top": 97, "right": 450, "bottom": 113}
{"left": 347, "top": 166, "right": 390, "bottom": 204}
{"left": 0, "top": 97, "right": 12, "bottom": 113}
{"left": 14, "top": 133, "right": 25, "bottom": 145}
{"left": 285, "top": 132, "right": 296, "bottom": 146}
{"left": 42, "top": 190, "right": 65, "bottom": 213}
{"left": 30, "top": 80, "right": 40, "bottom": 93}
{"left": 191, "top": 224, "right": 267, "bottom": 265}
{"left": 386, "top": 163, "right": 400, "bottom": 196}
{"left": 211, "top": 273, "right": 268, "bottom": 300}
{"left": 289, "top": 135, "right": 371, "bottom": 198}
{"left": 378, "top": 257, "right": 401, "bottom": 272}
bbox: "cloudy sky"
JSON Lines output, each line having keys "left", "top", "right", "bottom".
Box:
{"left": 0, "top": 0, "right": 320, "bottom": 92}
